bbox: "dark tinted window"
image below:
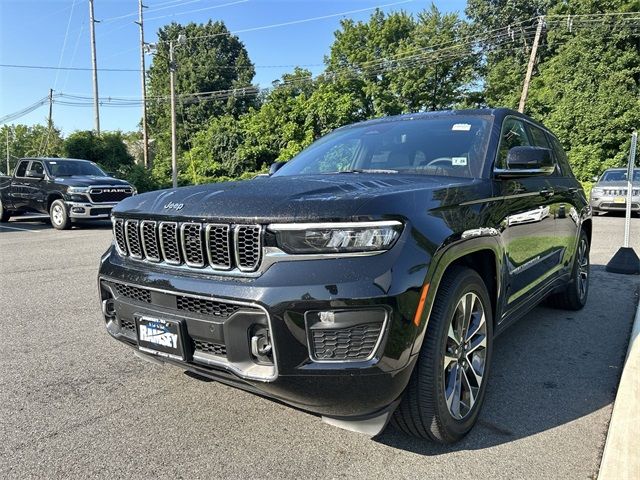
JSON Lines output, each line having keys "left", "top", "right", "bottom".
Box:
{"left": 496, "top": 118, "right": 531, "bottom": 169}
{"left": 15, "top": 161, "right": 29, "bottom": 177}
{"left": 274, "top": 116, "right": 493, "bottom": 179}
{"left": 549, "top": 136, "right": 573, "bottom": 177}
{"left": 45, "top": 160, "right": 106, "bottom": 177}
{"left": 29, "top": 161, "right": 44, "bottom": 175}
{"left": 601, "top": 169, "right": 640, "bottom": 182}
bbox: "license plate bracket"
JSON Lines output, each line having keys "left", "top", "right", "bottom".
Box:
{"left": 136, "top": 315, "right": 186, "bottom": 360}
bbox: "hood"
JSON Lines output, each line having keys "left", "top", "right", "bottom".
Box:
{"left": 53, "top": 176, "right": 132, "bottom": 188}
{"left": 595, "top": 181, "right": 640, "bottom": 189}
{"left": 113, "top": 174, "right": 472, "bottom": 222}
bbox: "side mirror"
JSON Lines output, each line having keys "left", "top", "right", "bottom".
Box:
{"left": 269, "top": 162, "right": 286, "bottom": 176}
{"left": 26, "top": 170, "right": 45, "bottom": 180}
{"left": 496, "top": 146, "right": 555, "bottom": 178}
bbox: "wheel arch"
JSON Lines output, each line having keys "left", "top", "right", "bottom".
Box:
{"left": 47, "top": 192, "right": 64, "bottom": 210}
{"left": 410, "top": 236, "right": 503, "bottom": 356}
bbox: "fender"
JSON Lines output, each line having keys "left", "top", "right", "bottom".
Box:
{"left": 409, "top": 230, "right": 505, "bottom": 356}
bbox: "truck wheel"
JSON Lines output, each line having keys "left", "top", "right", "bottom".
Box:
{"left": 50, "top": 199, "right": 71, "bottom": 230}
{"left": 392, "top": 266, "right": 493, "bottom": 443}
{"left": 0, "top": 199, "right": 11, "bottom": 222}
{"left": 546, "top": 230, "right": 589, "bottom": 310}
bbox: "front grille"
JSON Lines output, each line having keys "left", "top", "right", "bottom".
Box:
{"left": 193, "top": 340, "right": 227, "bottom": 356}
{"left": 310, "top": 323, "right": 383, "bottom": 361}
{"left": 121, "top": 319, "right": 136, "bottom": 331}
{"left": 176, "top": 295, "right": 240, "bottom": 318}
{"left": 89, "top": 188, "right": 133, "bottom": 203}
{"left": 113, "top": 283, "right": 152, "bottom": 303}
{"left": 90, "top": 207, "right": 112, "bottom": 216}
{"left": 604, "top": 189, "right": 640, "bottom": 196}
{"left": 113, "top": 217, "right": 263, "bottom": 273}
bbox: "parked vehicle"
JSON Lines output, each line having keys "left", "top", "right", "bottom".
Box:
{"left": 0, "top": 157, "right": 135, "bottom": 229}
{"left": 98, "top": 108, "right": 591, "bottom": 443}
{"left": 590, "top": 168, "right": 640, "bottom": 215}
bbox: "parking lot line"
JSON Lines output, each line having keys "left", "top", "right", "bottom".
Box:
{"left": 0, "top": 224, "right": 43, "bottom": 232}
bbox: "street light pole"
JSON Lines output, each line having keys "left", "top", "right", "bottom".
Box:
{"left": 169, "top": 40, "right": 178, "bottom": 188}
{"left": 88, "top": 0, "right": 101, "bottom": 134}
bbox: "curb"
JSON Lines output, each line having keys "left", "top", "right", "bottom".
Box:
{"left": 597, "top": 295, "right": 640, "bottom": 480}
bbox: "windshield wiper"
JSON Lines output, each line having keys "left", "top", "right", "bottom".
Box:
{"left": 334, "top": 168, "right": 398, "bottom": 174}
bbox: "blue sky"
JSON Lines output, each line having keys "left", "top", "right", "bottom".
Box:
{"left": 0, "top": 0, "right": 466, "bottom": 134}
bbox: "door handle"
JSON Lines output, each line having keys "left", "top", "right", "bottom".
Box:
{"left": 539, "top": 189, "right": 555, "bottom": 197}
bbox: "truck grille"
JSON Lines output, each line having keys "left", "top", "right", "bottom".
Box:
{"left": 89, "top": 187, "right": 133, "bottom": 203}
{"left": 603, "top": 189, "right": 640, "bottom": 196}
{"left": 112, "top": 218, "right": 263, "bottom": 273}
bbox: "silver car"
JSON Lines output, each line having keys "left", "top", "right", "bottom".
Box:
{"left": 590, "top": 168, "right": 640, "bottom": 215}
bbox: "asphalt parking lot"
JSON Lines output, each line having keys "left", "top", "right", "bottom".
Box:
{"left": 1, "top": 214, "right": 638, "bottom": 479}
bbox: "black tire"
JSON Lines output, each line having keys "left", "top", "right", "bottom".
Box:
{"left": 0, "top": 198, "right": 11, "bottom": 222}
{"left": 546, "top": 229, "right": 589, "bottom": 310}
{"left": 392, "top": 266, "right": 493, "bottom": 443}
{"left": 49, "top": 199, "right": 71, "bottom": 230}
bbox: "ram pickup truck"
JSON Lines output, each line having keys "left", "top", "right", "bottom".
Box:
{"left": 0, "top": 157, "right": 135, "bottom": 229}
{"left": 98, "top": 108, "right": 591, "bottom": 443}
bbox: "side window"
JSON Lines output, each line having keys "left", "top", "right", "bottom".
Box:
{"left": 15, "top": 161, "right": 29, "bottom": 177}
{"left": 549, "top": 135, "right": 573, "bottom": 177}
{"left": 496, "top": 118, "right": 531, "bottom": 169}
{"left": 30, "top": 161, "right": 44, "bottom": 175}
{"left": 527, "top": 125, "right": 550, "bottom": 148}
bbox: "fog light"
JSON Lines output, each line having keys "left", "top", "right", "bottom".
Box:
{"left": 72, "top": 207, "right": 86, "bottom": 214}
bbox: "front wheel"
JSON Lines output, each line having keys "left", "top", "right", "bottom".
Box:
{"left": 50, "top": 199, "right": 71, "bottom": 230}
{"left": 392, "top": 266, "right": 493, "bottom": 443}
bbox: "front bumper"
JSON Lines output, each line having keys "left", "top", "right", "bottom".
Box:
{"left": 591, "top": 196, "right": 640, "bottom": 212}
{"left": 98, "top": 237, "right": 428, "bottom": 419}
{"left": 66, "top": 201, "right": 118, "bottom": 219}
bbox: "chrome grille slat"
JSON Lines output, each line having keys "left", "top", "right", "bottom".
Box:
{"left": 159, "top": 222, "right": 181, "bottom": 265}
{"left": 124, "top": 220, "right": 142, "bottom": 259}
{"left": 140, "top": 220, "right": 160, "bottom": 262}
{"left": 113, "top": 218, "right": 263, "bottom": 273}
{"left": 205, "top": 224, "right": 232, "bottom": 270}
{"left": 235, "top": 225, "right": 262, "bottom": 272}
{"left": 113, "top": 218, "right": 128, "bottom": 255}
{"left": 180, "top": 223, "right": 205, "bottom": 267}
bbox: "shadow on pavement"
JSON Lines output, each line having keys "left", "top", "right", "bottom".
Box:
{"left": 0, "top": 216, "right": 112, "bottom": 232}
{"left": 374, "top": 264, "right": 637, "bottom": 455}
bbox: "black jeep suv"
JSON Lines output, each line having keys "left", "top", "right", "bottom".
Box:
{"left": 98, "top": 108, "right": 591, "bottom": 443}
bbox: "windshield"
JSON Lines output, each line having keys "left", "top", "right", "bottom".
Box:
{"left": 273, "top": 115, "right": 492, "bottom": 179}
{"left": 600, "top": 169, "right": 640, "bottom": 182}
{"left": 45, "top": 160, "right": 106, "bottom": 177}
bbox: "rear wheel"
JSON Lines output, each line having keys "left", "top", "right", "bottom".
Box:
{"left": 392, "top": 266, "right": 493, "bottom": 443}
{"left": 547, "top": 229, "right": 589, "bottom": 310}
{"left": 0, "top": 198, "right": 11, "bottom": 222}
{"left": 50, "top": 199, "right": 71, "bottom": 230}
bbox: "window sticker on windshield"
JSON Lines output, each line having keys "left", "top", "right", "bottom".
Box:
{"left": 452, "top": 123, "right": 471, "bottom": 131}
{"left": 452, "top": 157, "right": 467, "bottom": 166}
{"left": 49, "top": 161, "right": 57, "bottom": 164}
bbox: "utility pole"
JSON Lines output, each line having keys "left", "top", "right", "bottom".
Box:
{"left": 169, "top": 34, "right": 186, "bottom": 189}
{"left": 88, "top": 0, "right": 101, "bottom": 134}
{"left": 518, "top": 16, "right": 545, "bottom": 113}
{"left": 48, "top": 88, "right": 54, "bottom": 127}
{"left": 5, "top": 128, "right": 9, "bottom": 175}
{"left": 136, "top": 0, "right": 150, "bottom": 168}
{"left": 169, "top": 40, "right": 178, "bottom": 188}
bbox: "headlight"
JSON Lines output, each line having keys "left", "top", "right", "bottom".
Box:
{"left": 591, "top": 188, "right": 604, "bottom": 196}
{"left": 67, "top": 186, "right": 90, "bottom": 194}
{"left": 131, "top": 186, "right": 138, "bottom": 195}
{"left": 269, "top": 221, "right": 403, "bottom": 254}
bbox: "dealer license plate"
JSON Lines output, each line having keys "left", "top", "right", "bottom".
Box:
{"left": 136, "top": 316, "right": 184, "bottom": 360}
{"left": 614, "top": 196, "right": 626, "bottom": 204}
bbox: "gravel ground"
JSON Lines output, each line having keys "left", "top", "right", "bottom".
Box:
{"left": 0, "top": 214, "right": 638, "bottom": 479}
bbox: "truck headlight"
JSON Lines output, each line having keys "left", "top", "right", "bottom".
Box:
{"left": 68, "top": 186, "right": 90, "bottom": 194}
{"left": 269, "top": 221, "right": 403, "bottom": 254}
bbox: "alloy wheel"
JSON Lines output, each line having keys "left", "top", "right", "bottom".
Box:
{"left": 52, "top": 204, "right": 64, "bottom": 226}
{"left": 442, "top": 292, "right": 488, "bottom": 420}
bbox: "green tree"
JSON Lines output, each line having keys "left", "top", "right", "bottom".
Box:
{"left": 1, "top": 123, "right": 64, "bottom": 173}
{"left": 64, "top": 131, "right": 134, "bottom": 173}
